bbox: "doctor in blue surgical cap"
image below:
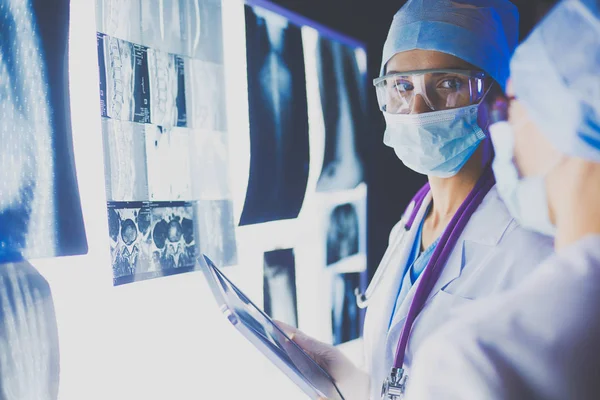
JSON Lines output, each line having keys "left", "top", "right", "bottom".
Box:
{"left": 279, "top": 1, "right": 554, "bottom": 399}
{"left": 406, "top": 0, "right": 600, "bottom": 398}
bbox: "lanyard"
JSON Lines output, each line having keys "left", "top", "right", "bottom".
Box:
{"left": 392, "top": 168, "right": 495, "bottom": 369}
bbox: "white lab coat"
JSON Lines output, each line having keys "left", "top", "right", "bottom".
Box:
{"left": 362, "top": 186, "right": 554, "bottom": 400}
{"left": 406, "top": 234, "right": 600, "bottom": 400}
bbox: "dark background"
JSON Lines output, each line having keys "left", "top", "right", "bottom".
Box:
{"left": 269, "top": 0, "right": 558, "bottom": 279}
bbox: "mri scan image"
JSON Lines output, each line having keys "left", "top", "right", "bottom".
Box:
{"left": 186, "top": 59, "right": 227, "bottom": 132}
{"left": 0, "top": 0, "right": 87, "bottom": 263}
{"left": 145, "top": 126, "right": 193, "bottom": 201}
{"left": 240, "top": 5, "right": 310, "bottom": 225}
{"left": 194, "top": 200, "right": 238, "bottom": 268}
{"left": 180, "top": 0, "right": 224, "bottom": 62}
{"left": 141, "top": 0, "right": 186, "bottom": 54}
{"left": 109, "top": 201, "right": 196, "bottom": 285}
{"left": 102, "top": 119, "right": 150, "bottom": 202}
{"left": 148, "top": 51, "right": 187, "bottom": 128}
{"left": 98, "top": 34, "right": 151, "bottom": 123}
{"left": 96, "top": 0, "right": 143, "bottom": 44}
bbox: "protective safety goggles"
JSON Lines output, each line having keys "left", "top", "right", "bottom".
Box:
{"left": 373, "top": 69, "right": 489, "bottom": 114}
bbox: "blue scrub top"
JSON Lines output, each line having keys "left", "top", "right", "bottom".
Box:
{"left": 388, "top": 212, "right": 440, "bottom": 330}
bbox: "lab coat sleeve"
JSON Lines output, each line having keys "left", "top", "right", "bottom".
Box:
{"left": 405, "top": 321, "right": 533, "bottom": 400}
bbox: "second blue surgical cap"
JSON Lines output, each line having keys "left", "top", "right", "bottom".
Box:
{"left": 380, "top": 0, "right": 519, "bottom": 88}
{"left": 511, "top": 0, "right": 600, "bottom": 162}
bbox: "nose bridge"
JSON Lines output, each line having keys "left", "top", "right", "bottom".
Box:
{"left": 411, "top": 93, "right": 434, "bottom": 114}
{"left": 410, "top": 75, "right": 434, "bottom": 114}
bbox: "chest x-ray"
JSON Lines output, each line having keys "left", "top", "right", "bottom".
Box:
{"left": 240, "top": 5, "right": 310, "bottom": 226}
{"left": 0, "top": 0, "right": 87, "bottom": 263}
{"left": 315, "top": 38, "right": 366, "bottom": 192}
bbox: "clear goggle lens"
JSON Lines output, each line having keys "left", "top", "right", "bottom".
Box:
{"left": 373, "top": 69, "right": 488, "bottom": 114}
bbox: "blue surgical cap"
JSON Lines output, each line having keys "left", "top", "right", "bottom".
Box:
{"left": 380, "top": 0, "right": 519, "bottom": 88}
{"left": 511, "top": 0, "right": 600, "bottom": 162}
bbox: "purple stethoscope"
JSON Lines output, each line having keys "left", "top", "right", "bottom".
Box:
{"left": 356, "top": 168, "right": 496, "bottom": 399}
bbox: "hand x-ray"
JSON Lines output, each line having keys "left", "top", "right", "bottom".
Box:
{"left": 0, "top": 0, "right": 87, "bottom": 263}
{"left": 263, "top": 249, "right": 298, "bottom": 328}
{"left": 240, "top": 5, "right": 310, "bottom": 226}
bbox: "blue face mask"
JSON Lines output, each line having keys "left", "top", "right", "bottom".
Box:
{"left": 382, "top": 104, "right": 486, "bottom": 177}
{"left": 489, "top": 121, "right": 556, "bottom": 237}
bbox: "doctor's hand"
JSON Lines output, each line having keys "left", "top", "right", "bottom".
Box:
{"left": 276, "top": 322, "right": 370, "bottom": 400}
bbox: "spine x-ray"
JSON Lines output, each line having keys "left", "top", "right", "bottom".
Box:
{"left": 0, "top": 0, "right": 87, "bottom": 263}
{"left": 240, "top": 6, "right": 310, "bottom": 226}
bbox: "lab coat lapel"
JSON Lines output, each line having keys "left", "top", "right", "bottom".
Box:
{"left": 367, "top": 193, "right": 433, "bottom": 352}
{"left": 386, "top": 186, "right": 512, "bottom": 331}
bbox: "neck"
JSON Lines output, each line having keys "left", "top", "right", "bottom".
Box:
{"left": 427, "top": 146, "right": 487, "bottom": 225}
{"left": 551, "top": 160, "right": 600, "bottom": 250}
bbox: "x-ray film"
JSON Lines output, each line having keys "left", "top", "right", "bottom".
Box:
{"left": 331, "top": 273, "right": 361, "bottom": 345}
{"left": 96, "top": 0, "right": 143, "bottom": 44}
{"left": 102, "top": 119, "right": 149, "bottom": 202}
{"left": 148, "top": 51, "right": 187, "bottom": 128}
{"left": 109, "top": 201, "right": 196, "bottom": 285}
{"left": 314, "top": 37, "right": 366, "bottom": 192}
{"left": 263, "top": 249, "right": 298, "bottom": 328}
{"left": 194, "top": 200, "right": 238, "bottom": 267}
{"left": 145, "top": 126, "right": 193, "bottom": 202}
{"left": 0, "top": 0, "right": 87, "bottom": 263}
{"left": 99, "top": 34, "right": 151, "bottom": 123}
{"left": 180, "top": 0, "right": 224, "bottom": 62}
{"left": 240, "top": 5, "right": 310, "bottom": 225}
{"left": 141, "top": 0, "right": 186, "bottom": 55}
{"left": 190, "top": 130, "right": 231, "bottom": 200}
{"left": 327, "top": 204, "right": 359, "bottom": 266}
{"left": 186, "top": 59, "right": 227, "bottom": 131}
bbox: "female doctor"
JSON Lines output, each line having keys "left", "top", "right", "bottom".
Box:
{"left": 405, "top": 0, "right": 600, "bottom": 398}
{"left": 283, "top": 1, "right": 554, "bottom": 399}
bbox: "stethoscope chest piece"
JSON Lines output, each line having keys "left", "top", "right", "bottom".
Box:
{"left": 381, "top": 367, "right": 407, "bottom": 400}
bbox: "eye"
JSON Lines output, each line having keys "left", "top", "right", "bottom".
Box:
{"left": 438, "top": 76, "right": 465, "bottom": 90}
{"left": 392, "top": 79, "right": 414, "bottom": 92}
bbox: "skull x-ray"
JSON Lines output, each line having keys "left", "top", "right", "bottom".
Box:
{"left": 240, "top": 5, "right": 310, "bottom": 226}
{"left": 0, "top": 0, "right": 87, "bottom": 263}
{"left": 331, "top": 273, "right": 361, "bottom": 345}
{"left": 315, "top": 38, "right": 366, "bottom": 192}
{"left": 263, "top": 249, "right": 298, "bottom": 328}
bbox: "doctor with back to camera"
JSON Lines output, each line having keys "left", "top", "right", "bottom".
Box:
{"left": 281, "top": 1, "right": 554, "bottom": 399}
{"left": 406, "top": 0, "right": 600, "bottom": 398}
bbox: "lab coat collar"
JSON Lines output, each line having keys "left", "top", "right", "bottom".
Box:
{"left": 386, "top": 185, "right": 513, "bottom": 334}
